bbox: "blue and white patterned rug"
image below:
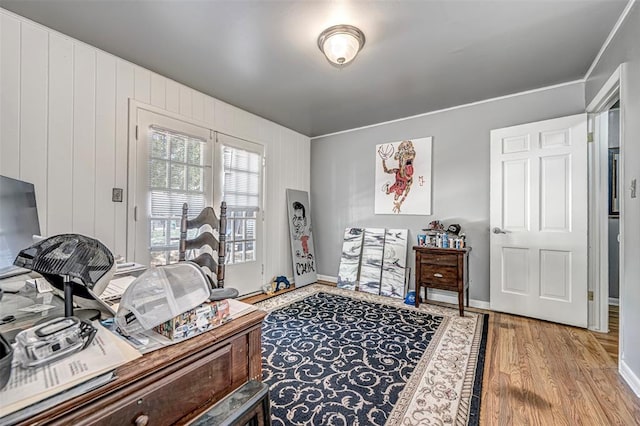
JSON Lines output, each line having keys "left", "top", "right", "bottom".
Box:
{"left": 257, "top": 285, "right": 488, "bottom": 426}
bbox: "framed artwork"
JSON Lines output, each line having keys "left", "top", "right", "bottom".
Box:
{"left": 374, "top": 137, "right": 432, "bottom": 215}
{"left": 609, "top": 148, "right": 619, "bottom": 216}
{"left": 286, "top": 189, "right": 317, "bottom": 287}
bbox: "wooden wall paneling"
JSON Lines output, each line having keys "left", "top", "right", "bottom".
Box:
{"left": 0, "top": 14, "right": 21, "bottom": 179}
{"left": 72, "top": 43, "right": 96, "bottom": 237}
{"left": 20, "top": 23, "right": 48, "bottom": 235}
{"left": 47, "top": 33, "right": 74, "bottom": 236}
{"left": 302, "top": 134, "right": 311, "bottom": 191}
{"left": 115, "top": 60, "right": 134, "bottom": 258}
{"left": 94, "top": 52, "right": 117, "bottom": 249}
{"left": 133, "top": 66, "right": 151, "bottom": 104}
{"left": 179, "top": 85, "right": 192, "bottom": 117}
{"left": 165, "top": 79, "right": 179, "bottom": 113}
{"left": 260, "top": 120, "right": 278, "bottom": 282}
{"left": 204, "top": 96, "right": 215, "bottom": 127}
{"left": 150, "top": 73, "right": 166, "bottom": 109}
{"left": 277, "top": 128, "right": 292, "bottom": 278}
{"left": 214, "top": 99, "right": 234, "bottom": 135}
{"left": 191, "top": 91, "right": 204, "bottom": 122}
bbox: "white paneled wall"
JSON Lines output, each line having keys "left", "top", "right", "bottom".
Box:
{"left": 0, "top": 9, "right": 310, "bottom": 286}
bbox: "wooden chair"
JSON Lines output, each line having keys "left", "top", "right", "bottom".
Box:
{"left": 179, "top": 201, "right": 228, "bottom": 288}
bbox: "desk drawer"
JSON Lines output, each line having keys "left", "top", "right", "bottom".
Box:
{"left": 420, "top": 265, "right": 457, "bottom": 286}
{"left": 419, "top": 253, "right": 458, "bottom": 267}
{"left": 70, "top": 346, "right": 236, "bottom": 426}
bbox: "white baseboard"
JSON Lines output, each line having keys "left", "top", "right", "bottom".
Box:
{"left": 620, "top": 359, "right": 640, "bottom": 398}
{"left": 426, "top": 289, "right": 491, "bottom": 310}
{"left": 609, "top": 297, "right": 620, "bottom": 306}
{"left": 314, "top": 275, "right": 490, "bottom": 309}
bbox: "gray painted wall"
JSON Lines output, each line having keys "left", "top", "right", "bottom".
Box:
{"left": 310, "top": 82, "right": 585, "bottom": 302}
{"left": 586, "top": 3, "right": 640, "bottom": 393}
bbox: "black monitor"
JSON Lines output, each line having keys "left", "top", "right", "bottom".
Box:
{"left": 0, "top": 175, "right": 41, "bottom": 279}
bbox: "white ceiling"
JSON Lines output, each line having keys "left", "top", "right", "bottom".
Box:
{"left": 0, "top": 0, "right": 628, "bottom": 137}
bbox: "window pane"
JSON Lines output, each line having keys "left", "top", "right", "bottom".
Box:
{"left": 246, "top": 219, "right": 255, "bottom": 239}
{"left": 150, "top": 220, "right": 167, "bottom": 246}
{"left": 187, "top": 140, "right": 203, "bottom": 165}
{"left": 187, "top": 166, "right": 203, "bottom": 192}
{"left": 149, "top": 159, "right": 168, "bottom": 188}
{"left": 150, "top": 251, "right": 168, "bottom": 266}
{"left": 151, "top": 133, "right": 168, "bottom": 159}
{"left": 225, "top": 242, "right": 233, "bottom": 264}
{"left": 234, "top": 242, "right": 244, "bottom": 263}
{"left": 234, "top": 219, "right": 244, "bottom": 239}
{"left": 245, "top": 241, "right": 255, "bottom": 261}
{"left": 170, "top": 137, "right": 186, "bottom": 162}
{"left": 170, "top": 163, "right": 186, "bottom": 190}
{"left": 225, "top": 219, "right": 233, "bottom": 238}
{"left": 170, "top": 219, "right": 181, "bottom": 246}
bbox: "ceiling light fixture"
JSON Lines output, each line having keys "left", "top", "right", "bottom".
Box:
{"left": 317, "top": 24, "right": 365, "bottom": 67}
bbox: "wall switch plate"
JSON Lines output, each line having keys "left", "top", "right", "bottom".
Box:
{"left": 112, "top": 188, "right": 123, "bottom": 202}
{"left": 631, "top": 179, "right": 637, "bottom": 199}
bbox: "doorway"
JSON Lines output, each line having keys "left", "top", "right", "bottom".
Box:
{"left": 586, "top": 65, "right": 622, "bottom": 365}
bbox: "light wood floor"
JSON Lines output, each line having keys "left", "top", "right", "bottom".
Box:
{"left": 591, "top": 304, "right": 619, "bottom": 363}
{"left": 242, "top": 285, "right": 640, "bottom": 425}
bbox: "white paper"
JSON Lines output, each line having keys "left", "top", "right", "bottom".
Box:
{"left": 100, "top": 276, "right": 137, "bottom": 301}
{"left": 0, "top": 321, "right": 141, "bottom": 418}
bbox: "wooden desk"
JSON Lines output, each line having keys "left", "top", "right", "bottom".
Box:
{"left": 21, "top": 310, "right": 266, "bottom": 426}
{"left": 413, "top": 246, "right": 471, "bottom": 316}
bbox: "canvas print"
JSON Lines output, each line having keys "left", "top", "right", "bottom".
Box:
{"left": 286, "top": 189, "right": 317, "bottom": 287}
{"left": 337, "top": 228, "right": 364, "bottom": 290}
{"left": 375, "top": 137, "right": 433, "bottom": 215}
{"left": 380, "top": 229, "right": 408, "bottom": 298}
{"left": 358, "top": 228, "right": 386, "bottom": 295}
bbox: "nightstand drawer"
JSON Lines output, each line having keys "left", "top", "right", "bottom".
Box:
{"left": 420, "top": 264, "right": 457, "bottom": 285}
{"left": 419, "top": 253, "right": 458, "bottom": 267}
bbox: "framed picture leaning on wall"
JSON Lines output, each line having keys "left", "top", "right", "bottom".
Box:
{"left": 286, "top": 189, "right": 317, "bottom": 287}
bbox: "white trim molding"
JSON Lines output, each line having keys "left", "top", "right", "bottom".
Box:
{"left": 583, "top": 0, "right": 637, "bottom": 82}
{"left": 311, "top": 80, "right": 584, "bottom": 140}
{"left": 609, "top": 297, "right": 620, "bottom": 306}
{"left": 620, "top": 360, "right": 640, "bottom": 398}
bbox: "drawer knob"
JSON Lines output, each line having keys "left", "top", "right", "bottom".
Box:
{"left": 135, "top": 414, "right": 149, "bottom": 426}
{"left": 433, "top": 273, "right": 443, "bottom": 278}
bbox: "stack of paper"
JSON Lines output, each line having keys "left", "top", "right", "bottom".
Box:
{"left": 0, "top": 321, "right": 141, "bottom": 419}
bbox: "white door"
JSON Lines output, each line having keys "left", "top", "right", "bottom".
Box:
{"left": 490, "top": 114, "right": 588, "bottom": 327}
{"left": 129, "top": 108, "right": 213, "bottom": 266}
{"left": 216, "top": 133, "right": 264, "bottom": 296}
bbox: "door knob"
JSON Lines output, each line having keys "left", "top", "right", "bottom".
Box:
{"left": 492, "top": 227, "right": 508, "bottom": 234}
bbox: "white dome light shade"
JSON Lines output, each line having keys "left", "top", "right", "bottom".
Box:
{"left": 317, "top": 25, "right": 365, "bottom": 67}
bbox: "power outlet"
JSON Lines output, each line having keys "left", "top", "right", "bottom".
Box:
{"left": 112, "top": 188, "right": 123, "bottom": 202}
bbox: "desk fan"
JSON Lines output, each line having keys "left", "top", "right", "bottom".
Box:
{"left": 13, "top": 234, "right": 116, "bottom": 321}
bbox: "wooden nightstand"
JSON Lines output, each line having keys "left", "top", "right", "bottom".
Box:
{"left": 413, "top": 246, "right": 471, "bottom": 316}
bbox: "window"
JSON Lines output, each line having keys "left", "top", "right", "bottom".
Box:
{"left": 147, "top": 125, "right": 209, "bottom": 266}
{"left": 130, "top": 109, "right": 221, "bottom": 268}
{"left": 222, "top": 145, "right": 261, "bottom": 265}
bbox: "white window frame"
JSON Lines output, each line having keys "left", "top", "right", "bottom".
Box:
{"left": 127, "top": 102, "right": 214, "bottom": 266}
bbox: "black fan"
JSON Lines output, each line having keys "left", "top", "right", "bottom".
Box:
{"left": 14, "top": 234, "right": 116, "bottom": 320}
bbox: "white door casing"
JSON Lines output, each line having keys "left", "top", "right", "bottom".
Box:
{"left": 490, "top": 113, "right": 588, "bottom": 327}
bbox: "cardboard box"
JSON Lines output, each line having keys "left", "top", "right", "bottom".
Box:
{"left": 153, "top": 299, "right": 230, "bottom": 341}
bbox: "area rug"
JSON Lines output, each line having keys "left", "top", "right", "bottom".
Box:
{"left": 256, "top": 284, "right": 488, "bottom": 425}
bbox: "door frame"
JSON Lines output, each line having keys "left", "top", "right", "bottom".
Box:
{"left": 586, "top": 65, "right": 622, "bottom": 335}
{"left": 126, "top": 100, "right": 219, "bottom": 262}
